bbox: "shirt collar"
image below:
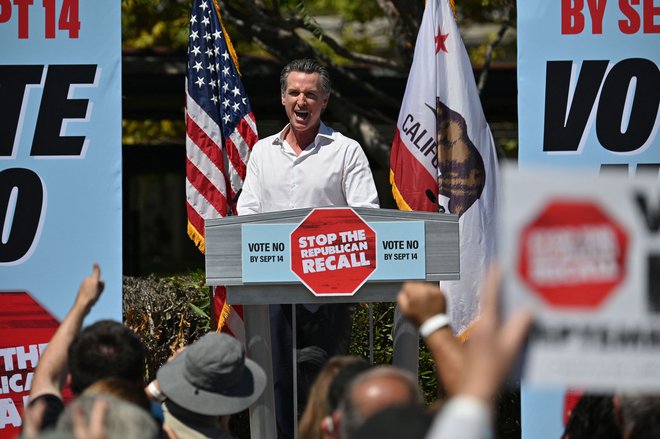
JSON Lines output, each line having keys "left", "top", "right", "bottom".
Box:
{"left": 274, "top": 122, "right": 333, "bottom": 148}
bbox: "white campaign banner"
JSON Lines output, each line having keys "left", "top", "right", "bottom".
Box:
{"left": 502, "top": 165, "right": 660, "bottom": 392}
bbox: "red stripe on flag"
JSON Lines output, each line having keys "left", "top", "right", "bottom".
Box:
{"left": 186, "top": 114, "right": 227, "bottom": 174}
{"left": 390, "top": 130, "right": 439, "bottom": 212}
{"left": 212, "top": 285, "right": 227, "bottom": 329}
{"left": 239, "top": 114, "right": 259, "bottom": 151}
{"left": 226, "top": 135, "right": 247, "bottom": 181}
{"left": 186, "top": 201, "right": 206, "bottom": 239}
{"left": 186, "top": 158, "right": 228, "bottom": 216}
{"left": 212, "top": 286, "right": 244, "bottom": 339}
{"left": 233, "top": 303, "right": 244, "bottom": 319}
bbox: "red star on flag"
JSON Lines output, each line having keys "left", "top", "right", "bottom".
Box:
{"left": 435, "top": 28, "right": 449, "bottom": 54}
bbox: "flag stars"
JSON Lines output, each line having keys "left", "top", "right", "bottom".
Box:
{"left": 205, "top": 48, "right": 213, "bottom": 57}
{"left": 223, "top": 98, "right": 230, "bottom": 108}
{"left": 222, "top": 66, "right": 230, "bottom": 76}
{"left": 210, "top": 80, "right": 217, "bottom": 89}
{"left": 190, "top": 14, "right": 197, "bottom": 24}
{"left": 192, "top": 61, "right": 203, "bottom": 72}
{"left": 222, "top": 82, "right": 229, "bottom": 92}
{"left": 203, "top": 32, "right": 212, "bottom": 41}
{"left": 201, "top": 16, "right": 210, "bottom": 26}
{"left": 213, "top": 29, "right": 222, "bottom": 39}
{"left": 190, "top": 30, "right": 199, "bottom": 41}
{"left": 221, "top": 51, "right": 230, "bottom": 61}
{"left": 232, "top": 102, "right": 241, "bottom": 112}
{"left": 211, "top": 95, "right": 218, "bottom": 104}
{"left": 213, "top": 47, "right": 220, "bottom": 56}
{"left": 207, "top": 63, "right": 216, "bottom": 73}
{"left": 231, "top": 86, "right": 240, "bottom": 97}
{"left": 195, "top": 77, "right": 205, "bottom": 88}
{"left": 223, "top": 113, "right": 231, "bottom": 123}
{"left": 191, "top": 45, "right": 201, "bottom": 56}
{"left": 435, "top": 28, "right": 449, "bottom": 54}
{"left": 200, "top": 0, "right": 209, "bottom": 11}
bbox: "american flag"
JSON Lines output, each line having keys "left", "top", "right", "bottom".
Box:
{"left": 185, "top": 0, "right": 256, "bottom": 339}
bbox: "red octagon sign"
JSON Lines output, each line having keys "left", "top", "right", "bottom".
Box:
{"left": 290, "top": 208, "right": 377, "bottom": 296}
{"left": 518, "top": 200, "right": 628, "bottom": 308}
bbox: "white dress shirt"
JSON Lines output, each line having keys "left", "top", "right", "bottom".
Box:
{"left": 237, "top": 122, "right": 379, "bottom": 215}
{"left": 426, "top": 395, "right": 492, "bottom": 439}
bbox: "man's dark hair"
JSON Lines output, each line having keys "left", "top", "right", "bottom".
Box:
{"left": 67, "top": 320, "right": 146, "bottom": 395}
{"left": 621, "top": 395, "right": 660, "bottom": 439}
{"left": 562, "top": 394, "right": 622, "bottom": 439}
{"left": 280, "top": 58, "right": 331, "bottom": 97}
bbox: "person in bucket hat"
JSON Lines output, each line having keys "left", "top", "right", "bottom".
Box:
{"left": 155, "top": 333, "right": 267, "bottom": 438}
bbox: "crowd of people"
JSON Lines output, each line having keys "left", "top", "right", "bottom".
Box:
{"left": 19, "top": 262, "right": 660, "bottom": 439}
{"left": 19, "top": 262, "right": 530, "bottom": 439}
{"left": 21, "top": 265, "right": 660, "bottom": 439}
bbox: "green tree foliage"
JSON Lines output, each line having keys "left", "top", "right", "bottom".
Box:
{"left": 122, "top": 0, "right": 191, "bottom": 49}
{"left": 350, "top": 302, "right": 438, "bottom": 402}
{"left": 458, "top": 0, "right": 515, "bottom": 24}
{"left": 122, "top": 0, "right": 517, "bottom": 160}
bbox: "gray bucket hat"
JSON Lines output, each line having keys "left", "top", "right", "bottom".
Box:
{"left": 157, "top": 333, "right": 266, "bottom": 416}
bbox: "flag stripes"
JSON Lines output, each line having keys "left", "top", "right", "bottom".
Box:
{"left": 185, "top": 0, "right": 258, "bottom": 340}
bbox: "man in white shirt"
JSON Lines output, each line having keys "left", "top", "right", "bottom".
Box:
{"left": 237, "top": 58, "right": 379, "bottom": 439}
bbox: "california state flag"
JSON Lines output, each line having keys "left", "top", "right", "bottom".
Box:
{"left": 389, "top": 0, "right": 499, "bottom": 333}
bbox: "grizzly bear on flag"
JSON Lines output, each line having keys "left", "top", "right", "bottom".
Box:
{"left": 434, "top": 98, "right": 486, "bottom": 218}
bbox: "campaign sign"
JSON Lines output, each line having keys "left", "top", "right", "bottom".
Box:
{"left": 241, "top": 209, "right": 426, "bottom": 293}
{"left": 0, "top": 292, "right": 74, "bottom": 436}
{"left": 290, "top": 208, "right": 376, "bottom": 296}
{"left": 517, "top": 0, "right": 659, "bottom": 173}
{"left": 0, "top": 1, "right": 121, "bottom": 433}
{"left": 502, "top": 165, "right": 660, "bottom": 392}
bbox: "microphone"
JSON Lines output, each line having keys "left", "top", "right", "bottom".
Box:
{"left": 425, "top": 189, "right": 445, "bottom": 213}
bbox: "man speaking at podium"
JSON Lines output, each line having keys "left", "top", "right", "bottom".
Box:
{"left": 237, "top": 58, "right": 379, "bottom": 439}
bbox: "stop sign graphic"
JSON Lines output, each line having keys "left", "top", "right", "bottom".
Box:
{"left": 518, "top": 200, "right": 628, "bottom": 308}
{"left": 290, "top": 208, "right": 377, "bottom": 296}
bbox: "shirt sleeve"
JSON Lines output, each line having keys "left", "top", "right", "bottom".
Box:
{"left": 342, "top": 141, "right": 380, "bottom": 208}
{"left": 425, "top": 395, "right": 492, "bottom": 439}
{"left": 26, "top": 393, "right": 65, "bottom": 432}
{"left": 237, "top": 143, "right": 262, "bottom": 215}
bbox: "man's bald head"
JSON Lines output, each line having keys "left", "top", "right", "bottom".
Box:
{"left": 339, "top": 366, "right": 422, "bottom": 439}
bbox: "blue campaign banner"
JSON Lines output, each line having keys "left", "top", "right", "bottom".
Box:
{"left": 372, "top": 222, "right": 425, "bottom": 280}
{"left": 521, "top": 387, "right": 566, "bottom": 439}
{"left": 0, "top": 0, "right": 122, "bottom": 323}
{"left": 518, "top": 1, "right": 659, "bottom": 172}
{"left": 241, "top": 224, "right": 293, "bottom": 283}
{"left": 241, "top": 222, "right": 426, "bottom": 284}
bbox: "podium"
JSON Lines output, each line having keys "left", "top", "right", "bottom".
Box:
{"left": 205, "top": 207, "right": 459, "bottom": 438}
